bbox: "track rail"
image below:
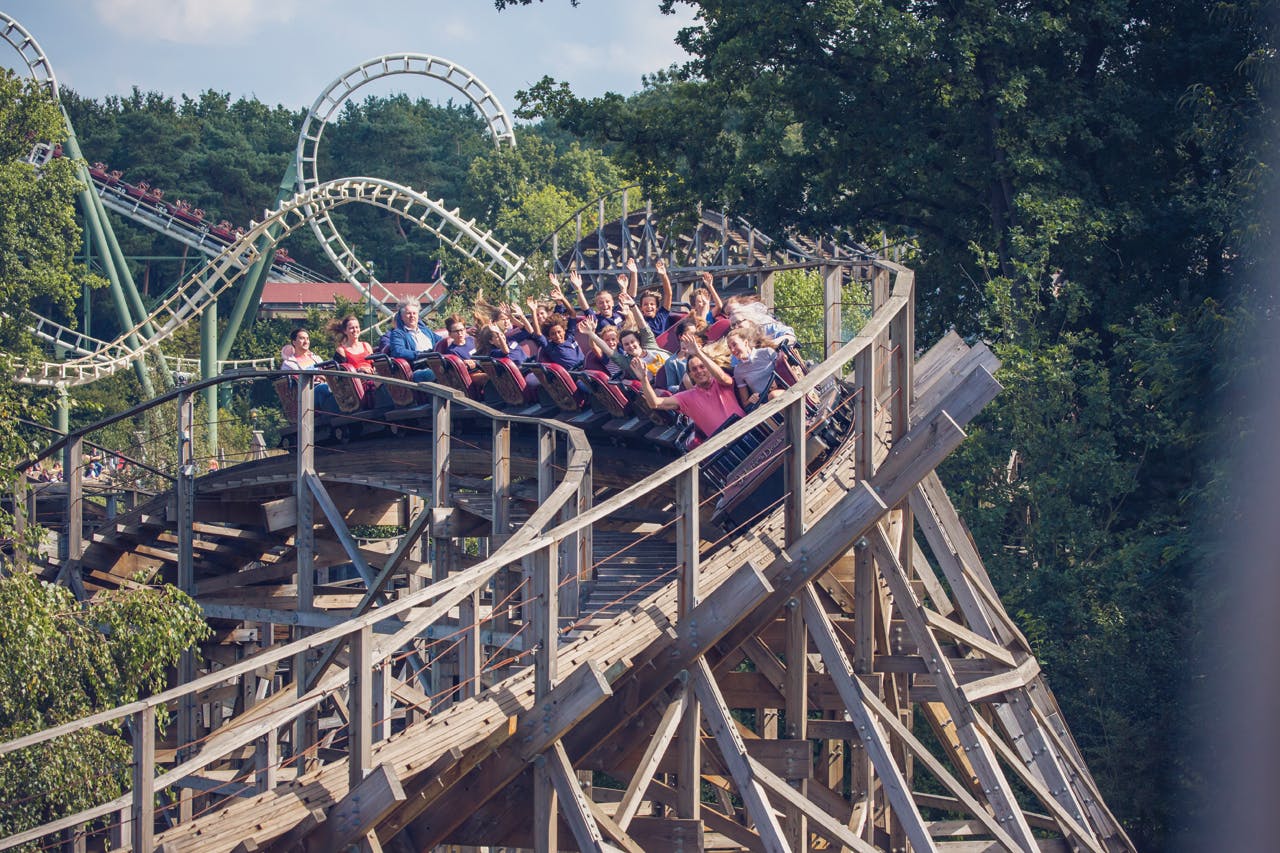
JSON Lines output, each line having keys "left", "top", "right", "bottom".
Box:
{"left": 296, "top": 53, "right": 521, "bottom": 309}
{"left": 16, "top": 177, "right": 524, "bottom": 387}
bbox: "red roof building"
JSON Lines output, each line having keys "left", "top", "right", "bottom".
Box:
{"left": 258, "top": 281, "right": 447, "bottom": 320}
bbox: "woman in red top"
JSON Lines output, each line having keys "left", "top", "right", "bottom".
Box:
{"left": 329, "top": 314, "right": 374, "bottom": 373}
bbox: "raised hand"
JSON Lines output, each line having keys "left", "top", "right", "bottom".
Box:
{"left": 654, "top": 258, "right": 667, "bottom": 275}
{"left": 700, "top": 270, "right": 713, "bottom": 286}
{"left": 576, "top": 317, "right": 593, "bottom": 336}
{"left": 626, "top": 257, "right": 638, "bottom": 273}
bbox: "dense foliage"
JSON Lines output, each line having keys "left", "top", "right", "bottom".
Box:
{"left": 505, "top": 0, "right": 1272, "bottom": 846}
{"left": 0, "top": 572, "right": 209, "bottom": 840}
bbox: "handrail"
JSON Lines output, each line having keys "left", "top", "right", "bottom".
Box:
{"left": 2, "top": 373, "right": 594, "bottom": 756}
{"left": 0, "top": 256, "right": 913, "bottom": 851}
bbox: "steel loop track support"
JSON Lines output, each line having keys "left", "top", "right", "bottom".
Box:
{"left": 296, "top": 54, "right": 521, "bottom": 309}
{"left": 16, "top": 177, "right": 521, "bottom": 387}
{"left": 0, "top": 12, "right": 57, "bottom": 99}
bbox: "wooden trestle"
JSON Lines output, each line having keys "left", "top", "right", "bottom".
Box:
{"left": 1, "top": 259, "right": 1135, "bottom": 852}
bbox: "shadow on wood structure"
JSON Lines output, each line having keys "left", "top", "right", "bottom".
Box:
{"left": 2, "top": 257, "right": 1135, "bottom": 852}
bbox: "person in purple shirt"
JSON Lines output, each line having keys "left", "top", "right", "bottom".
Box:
{"left": 532, "top": 314, "right": 585, "bottom": 370}
{"left": 439, "top": 313, "right": 477, "bottom": 367}
{"left": 638, "top": 257, "right": 676, "bottom": 335}
{"left": 560, "top": 267, "right": 625, "bottom": 333}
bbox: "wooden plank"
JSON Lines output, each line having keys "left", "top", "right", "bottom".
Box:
{"left": 912, "top": 330, "right": 967, "bottom": 400}
{"left": 911, "top": 343, "right": 1000, "bottom": 428}
{"left": 923, "top": 607, "right": 1017, "bottom": 668}
{"left": 545, "top": 740, "right": 612, "bottom": 853}
{"left": 625, "top": 816, "right": 705, "bottom": 852}
{"left": 959, "top": 656, "right": 1040, "bottom": 703}
{"left": 747, "top": 753, "right": 880, "bottom": 853}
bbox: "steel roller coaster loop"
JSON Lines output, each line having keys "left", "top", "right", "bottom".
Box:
{"left": 0, "top": 11, "right": 57, "bottom": 99}
{"left": 295, "top": 53, "right": 522, "bottom": 311}
{"left": 15, "top": 177, "right": 530, "bottom": 387}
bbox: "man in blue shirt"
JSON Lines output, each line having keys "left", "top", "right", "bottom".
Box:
{"left": 386, "top": 297, "right": 440, "bottom": 382}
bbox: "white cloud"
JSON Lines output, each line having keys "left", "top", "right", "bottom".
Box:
{"left": 91, "top": 0, "right": 303, "bottom": 44}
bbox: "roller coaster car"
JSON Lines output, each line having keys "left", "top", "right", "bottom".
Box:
{"left": 702, "top": 351, "right": 847, "bottom": 532}
{"left": 168, "top": 200, "right": 206, "bottom": 227}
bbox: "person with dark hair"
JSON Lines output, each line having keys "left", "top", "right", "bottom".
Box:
{"left": 280, "top": 327, "right": 337, "bottom": 411}
{"left": 638, "top": 257, "right": 675, "bottom": 334}
{"left": 440, "top": 314, "right": 477, "bottom": 368}
{"left": 328, "top": 314, "right": 374, "bottom": 373}
{"left": 532, "top": 313, "right": 586, "bottom": 370}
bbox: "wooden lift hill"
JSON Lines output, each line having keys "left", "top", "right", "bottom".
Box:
{"left": 3, "top": 258, "right": 1135, "bottom": 852}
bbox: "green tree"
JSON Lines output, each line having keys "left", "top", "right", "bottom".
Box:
{"left": 0, "top": 572, "right": 210, "bottom": 842}
{"left": 506, "top": 0, "right": 1273, "bottom": 845}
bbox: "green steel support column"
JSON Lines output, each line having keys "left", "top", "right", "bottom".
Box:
{"left": 200, "top": 303, "right": 219, "bottom": 455}
{"left": 55, "top": 387, "right": 69, "bottom": 435}
{"left": 81, "top": 213, "right": 92, "bottom": 337}
{"left": 63, "top": 112, "right": 171, "bottom": 391}
{"left": 75, "top": 177, "right": 154, "bottom": 397}
{"left": 62, "top": 114, "right": 150, "bottom": 331}
{"left": 219, "top": 161, "right": 296, "bottom": 361}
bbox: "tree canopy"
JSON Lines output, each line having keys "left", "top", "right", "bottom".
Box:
{"left": 507, "top": 0, "right": 1273, "bottom": 846}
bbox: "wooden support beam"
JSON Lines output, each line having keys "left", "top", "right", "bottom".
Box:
{"left": 971, "top": 716, "right": 1106, "bottom": 853}
{"left": 675, "top": 469, "right": 701, "bottom": 821}
{"left": 746, "top": 753, "right": 879, "bottom": 853}
{"left": 691, "top": 658, "right": 788, "bottom": 853}
{"left": 869, "top": 527, "right": 1040, "bottom": 850}
{"left": 615, "top": 691, "right": 685, "bottom": 830}
{"left": 545, "top": 741, "right": 615, "bottom": 853}
{"left": 801, "top": 585, "right": 936, "bottom": 852}
{"left": 130, "top": 706, "right": 154, "bottom": 853}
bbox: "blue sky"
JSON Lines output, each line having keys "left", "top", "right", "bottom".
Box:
{"left": 2, "top": 0, "right": 696, "bottom": 115}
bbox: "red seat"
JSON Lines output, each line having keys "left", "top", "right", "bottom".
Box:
{"left": 328, "top": 364, "right": 369, "bottom": 412}
{"left": 436, "top": 353, "right": 483, "bottom": 400}
{"left": 655, "top": 312, "right": 689, "bottom": 353}
{"left": 526, "top": 362, "right": 584, "bottom": 413}
{"left": 273, "top": 377, "right": 298, "bottom": 423}
{"left": 374, "top": 357, "right": 421, "bottom": 407}
{"left": 477, "top": 357, "right": 537, "bottom": 406}
{"left": 705, "top": 317, "right": 732, "bottom": 342}
{"left": 577, "top": 370, "right": 632, "bottom": 418}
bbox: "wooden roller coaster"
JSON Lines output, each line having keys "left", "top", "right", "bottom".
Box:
{"left": 3, "top": 257, "right": 1135, "bottom": 852}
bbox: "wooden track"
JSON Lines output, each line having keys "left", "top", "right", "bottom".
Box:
{"left": 1, "top": 260, "right": 1135, "bottom": 853}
